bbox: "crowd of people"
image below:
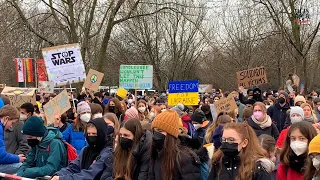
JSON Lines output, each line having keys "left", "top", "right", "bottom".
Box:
{"left": 1, "top": 86, "right": 320, "bottom": 180}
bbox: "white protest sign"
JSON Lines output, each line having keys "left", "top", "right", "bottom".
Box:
{"left": 119, "top": 65, "right": 153, "bottom": 89}
{"left": 198, "top": 84, "right": 213, "bottom": 93}
{"left": 42, "top": 43, "right": 86, "bottom": 86}
{"left": 38, "top": 81, "right": 54, "bottom": 93}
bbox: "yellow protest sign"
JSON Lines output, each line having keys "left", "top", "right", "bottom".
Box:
{"left": 1, "top": 87, "right": 36, "bottom": 107}
{"left": 168, "top": 92, "right": 198, "bottom": 106}
{"left": 214, "top": 97, "right": 237, "bottom": 114}
{"left": 117, "top": 88, "right": 128, "bottom": 99}
{"left": 43, "top": 90, "right": 71, "bottom": 124}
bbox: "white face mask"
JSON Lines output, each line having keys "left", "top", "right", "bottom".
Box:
{"left": 313, "top": 158, "right": 320, "bottom": 170}
{"left": 20, "top": 114, "right": 28, "bottom": 121}
{"left": 128, "top": 99, "right": 133, "bottom": 104}
{"left": 290, "top": 140, "right": 308, "bottom": 156}
{"left": 149, "top": 112, "right": 155, "bottom": 120}
{"left": 138, "top": 107, "right": 146, "bottom": 113}
{"left": 161, "top": 109, "right": 166, "bottom": 112}
{"left": 291, "top": 116, "right": 303, "bottom": 124}
{"left": 193, "top": 124, "right": 202, "bottom": 130}
{"left": 93, "top": 113, "right": 103, "bottom": 119}
{"left": 80, "top": 113, "right": 91, "bottom": 123}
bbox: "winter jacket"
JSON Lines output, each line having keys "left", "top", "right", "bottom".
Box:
{"left": 276, "top": 127, "right": 288, "bottom": 149}
{"left": 62, "top": 124, "right": 87, "bottom": 154}
{"left": 131, "top": 130, "right": 152, "bottom": 180}
{"left": 193, "top": 128, "right": 206, "bottom": 147}
{"left": 148, "top": 148, "right": 201, "bottom": 180}
{"left": 239, "top": 93, "right": 256, "bottom": 105}
{"left": 209, "top": 156, "right": 271, "bottom": 180}
{"left": 5, "top": 121, "right": 29, "bottom": 155}
{"left": 48, "top": 122, "right": 70, "bottom": 133}
{"left": 55, "top": 147, "right": 114, "bottom": 180}
{"left": 17, "top": 127, "right": 67, "bottom": 178}
{"left": 181, "top": 115, "right": 192, "bottom": 132}
{"left": 267, "top": 103, "right": 290, "bottom": 132}
{"left": 237, "top": 102, "right": 246, "bottom": 122}
{"left": 247, "top": 117, "right": 279, "bottom": 140}
{"left": 0, "top": 121, "right": 20, "bottom": 164}
{"left": 277, "top": 163, "right": 304, "bottom": 180}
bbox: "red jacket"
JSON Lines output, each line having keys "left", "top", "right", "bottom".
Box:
{"left": 181, "top": 115, "right": 192, "bottom": 130}
{"left": 276, "top": 127, "right": 289, "bottom": 149}
{"left": 277, "top": 163, "right": 304, "bottom": 180}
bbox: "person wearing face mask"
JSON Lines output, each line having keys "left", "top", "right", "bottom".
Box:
{"left": 113, "top": 118, "right": 151, "bottom": 180}
{"left": 149, "top": 110, "right": 201, "bottom": 180}
{"left": 137, "top": 100, "right": 149, "bottom": 121}
{"left": 247, "top": 102, "right": 279, "bottom": 140}
{"left": 19, "top": 103, "right": 34, "bottom": 122}
{"left": 104, "top": 113, "right": 120, "bottom": 149}
{"left": 304, "top": 133, "right": 320, "bottom": 180}
{"left": 17, "top": 116, "right": 67, "bottom": 178}
{"left": 63, "top": 101, "right": 91, "bottom": 154}
{"left": 209, "top": 122, "right": 272, "bottom": 180}
{"left": 105, "top": 98, "right": 124, "bottom": 122}
{"left": 267, "top": 92, "right": 291, "bottom": 132}
{"left": 52, "top": 118, "right": 114, "bottom": 180}
{"left": 149, "top": 106, "right": 161, "bottom": 122}
{"left": 191, "top": 110, "right": 209, "bottom": 146}
{"left": 238, "top": 87, "right": 256, "bottom": 105}
{"left": 277, "top": 121, "right": 317, "bottom": 180}
{"left": 0, "top": 105, "right": 26, "bottom": 175}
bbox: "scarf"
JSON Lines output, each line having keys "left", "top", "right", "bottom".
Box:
{"left": 289, "top": 154, "right": 306, "bottom": 172}
{"left": 251, "top": 115, "right": 272, "bottom": 129}
{"left": 305, "top": 116, "right": 314, "bottom": 124}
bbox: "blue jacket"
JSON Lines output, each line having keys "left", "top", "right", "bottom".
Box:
{"left": 55, "top": 146, "right": 114, "bottom": 180}
{"left": 0, "top": 121, "right": 20, "bottom": 164}
{"left": 62, "top": 124, "right": 87, "bottom": 154}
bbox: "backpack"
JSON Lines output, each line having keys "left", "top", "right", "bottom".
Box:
{"left": 48, "top": 140, "right": 78, "bottom": 163}
{"left": 186, "top": 122, "right": 196, "bottom": 137}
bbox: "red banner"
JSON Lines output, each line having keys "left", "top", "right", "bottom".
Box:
{"left": 14, "top": 58, "right": 25, "bottom": 82}
{"left": 37, "top": 59, "right": 47, "bottom": 82}
{"left": 25, "top": 58, "right": 34, "bottom": 82}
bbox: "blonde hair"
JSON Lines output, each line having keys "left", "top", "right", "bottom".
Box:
{"left": 104, "top": 113, "right": 120, "bottom": 136}
{"left": 301, "top": 103, "right": 317, "bottom": 123}
{"left": 0, "top": 105, "right": 19, "bottom": 120}
{"left": 204, "top": 114, "right": 232, "bottom": 144}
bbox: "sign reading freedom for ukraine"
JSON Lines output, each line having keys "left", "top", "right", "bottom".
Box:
{"left": 168, "top": 80, "right": 199, "bottom": 106}
{"left": 42, "top": 43, "right": 86, "bottom": 86}
{"left": 119, "top": 65, "right": 153, "bottom": 89}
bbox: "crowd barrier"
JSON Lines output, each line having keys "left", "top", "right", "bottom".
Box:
{"left": 0, "top": 173, "right": 51, "bottom": 180}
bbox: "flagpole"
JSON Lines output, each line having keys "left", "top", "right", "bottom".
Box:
{"left": 35, "top": 58, "right": 38, "bottom": 88}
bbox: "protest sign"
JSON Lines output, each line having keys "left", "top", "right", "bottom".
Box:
{"left": 38, "top": 81, "right": 54, "bottom": 93}
{"left": 83, "top": 69, "right": 104, "bottom": 91}
{"left": 117, "top": 88, "right": 128, "bottom": 99}
{"left": 168, "top": 92, "right": 199, "bottom": 106}
{"left": 214, "top": 97, "right": 237, "bottom": 114}
{"left": 43, "top": 90, "right": 71, "bottom": 124}
{"left": 1, "top": 87, "right": 36, "bottom": 107}
{"left": 119, "top": 65, "right": 153, "bottom": 89}
{"left": 42, "top": 43, "right": 86, "bottom": 86}
{"left": 168, "top": 80, "right": 199, "bottom": 93}
{"left": 199, "top": 84, "right": 213, "bottom": 93}
{"left": 236, "top": 66, "right": 268, "bottom": 88}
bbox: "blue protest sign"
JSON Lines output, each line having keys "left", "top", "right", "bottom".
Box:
{"left": 168, "top": 80, "right": 199, "bottom": 93}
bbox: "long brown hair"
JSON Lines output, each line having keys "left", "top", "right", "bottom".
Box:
{"left": 280, "top": 121, "right": 317, "bottom": 168}
{"left": 105, "top": 98, "right": 124, "bottom": 115}
{"left": 114, "top": 119, "right": 144, "bottom": 180}
{"left": 219, "top": 122, "right": 266, "bottom": 180}
{"left": 73, "top": 114, "right": 86, "bottom": 131}
{"left": 137, "top": 100, "right": 149, "bottom": 121}
{"left": 104, "top": 113, "right": 120, "bottom": 137}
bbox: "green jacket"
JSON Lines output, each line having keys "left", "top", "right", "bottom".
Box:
{"left": 17, "top": 127, "right": 67, "bottom": 178}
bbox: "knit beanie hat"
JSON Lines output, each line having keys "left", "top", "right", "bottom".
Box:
{"left": 309, "top": 134, "right": 320, "bottom": 154}
{"left": 290, "top": 106, "right": 304, "bottom": 119}
{"left": 22, "top": 116, "right": 47, "bottom": 137}
{"left": 191, "top": 111, "right": 206, "bottom": 124}
{"left": 77, "top": 101, "right": 91, "bottom": 114}
{"left": 125, "top": 107, "right": 139, "bottom": 119}
{"left": 294, "top": 95, "right": 306, "bottom": 106}
{"left": 279, "top": 92, "right": 289, "bottom": 99}
{"left": 152, "top": 109, "right": 180, "bottom": 138}
{"left": 170, "top": 103, "right": 184, "bottom": 117}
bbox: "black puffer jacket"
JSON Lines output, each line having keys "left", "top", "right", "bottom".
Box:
{"left": 267, "top": 103, "right": 290, "bottom": 132}
{"left": 132, "top": 130, "right": 152, "bottom": 180}
{"left": 247, "top": 117, "right": 279, "bottom": 140}
{"left": 209, "top": 156, "right": 271, "bottom": 180}
{"left": 148, "top": 147, "right": 201, "bottom": 180}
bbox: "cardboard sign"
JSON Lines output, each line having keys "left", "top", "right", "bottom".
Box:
{"left": 119, "top": 65, "right": 153, "bottom": 89}
{"left": 38, "top": 81, "right": 54, "bottom": 93}
{"left": 199, "top": 84, "right": 213, "bottom": 93}
{"left": 236, "top": 66, "right": 267, "bottom": 88}
{"left": 42, "top": 43, "right": 86, "bottom": 86}
{"left": 43, "top": 90, "right": 71, "bottom": 124}
{"left": 83, "top": 69, "right": 104, "bottom": 91}
{"left": 214, "top": 97, "right": 237, "bottom": 114}
{"left": 1, "top": 87, "right": 36, "bottom": 107}
{"left": 168, "top": 92, "right": 198, "bottom": 106}
{"left": 168, "top": 80, "right": 199, "bottom": 93}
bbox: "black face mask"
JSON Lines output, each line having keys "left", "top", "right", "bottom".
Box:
{"left": 86, "top": 135, "right": 97, "bottom": 146}
{"left": 220, "top": 142, "right": 240, "bottom": 157}
{"left": 279, "top": 97, "right": 286, "bottom": 104}
{"left": 152, "top": 131, "right": 166, "bottom": 151}
{"left": 107, "top": 126, "right": 114, "bottom": 135}
{"left": 120, "top": 137, "right": 134, "bottom": 150}
{"left": 109, "top": 106, "right": 115, "bottom": 112}
{"left": 27, "top": 139, "right": 40, "bottom": 148}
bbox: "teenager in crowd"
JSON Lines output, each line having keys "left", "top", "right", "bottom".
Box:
{"left": 209, "top": 122, "right": 272, "bottom": 180}
{"left": 63, "top": 101, "right": 91, "bottom": 154}
{"left": 105, "top": 98, "right": 124, "bottom": 122}
{"left": 137, "top": 100, "right": 149, "bottom": 122}
{"left": 258, "top": 134, "right": 277, "bottom": 179}
{"left": 304, "top": 133, "right": 320, "bottom": 180}
{"left": 277, "top": 121, "right": 317, "bottom": 180}
{"left": 149, "top": 110, "right": 201, "bottom": 180}
{"left": 113, "top": 118, "right": 151, "bottom": 180}
{"left": 52, "top": 118, "right": 114, "bottom": 180}
{"left": 19, "top": 103, "right": 34, "bottom": 122}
